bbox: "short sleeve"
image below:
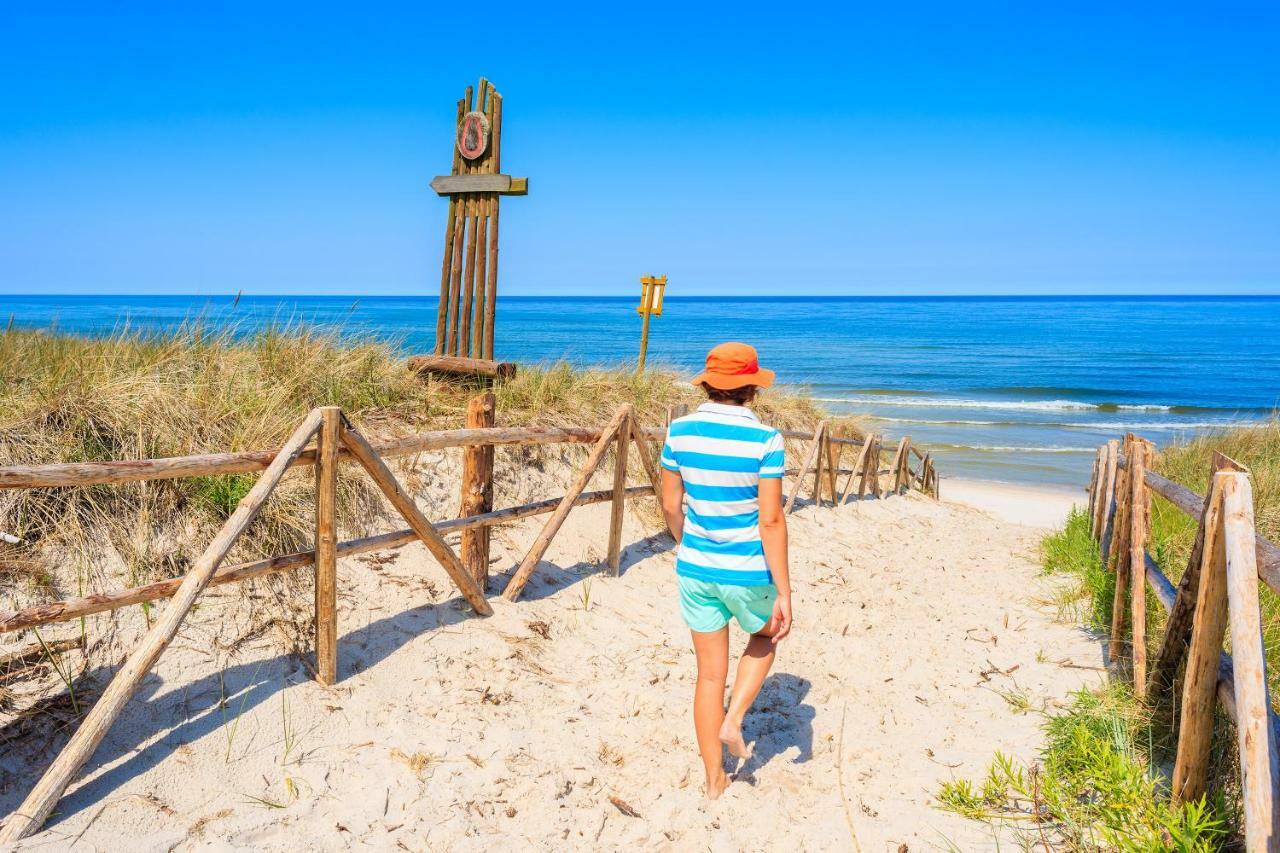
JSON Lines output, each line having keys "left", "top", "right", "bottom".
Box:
{"left": 660, "top": 438, "right": 680, "bottom": 472}
{"left": 759, "top": 430, "right": 785, "bottom": 478}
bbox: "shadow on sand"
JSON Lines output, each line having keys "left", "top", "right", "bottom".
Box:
{"left": 732, "top": 672, "right": 815, "bottom": 783}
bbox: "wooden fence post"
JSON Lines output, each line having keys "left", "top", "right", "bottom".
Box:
{"left": 1087, "top": 447, "right": 1102, "bottom": 536}
{"left": 314, "top": 406, "right": 340, "bottom": 685}
{"left": 461, "top": 392, "right": 496, "bottom": 585}
{"left": 824, "top": 430, "right": 840, "bottom": 505}
{"left": 503, "top": 406, "right": 630, "bottom": 601}
{"left": 1129, "top": 439, "right": 1152, "bottom": 697}
{"left": 840, "top": 437, "right": 873, "bottom": 505}
{"left": 811, "top": 424, "right": 827, "bottom": 506}
{"left": 0, "top": 410, "right": 325, "bottom": 842}
{"left": 1171, "top": 472, "right": 1229, "bottom": 807}
{"left": 786, "top": 422, "right": 825, "bottom": 514}
{"left": 1150, "top": 454, "right": 1244, "bottom": 701}
{"left": 889, "top": 437, "right": 910, "bottom": 494}
{"left": 1098, "top": 439, "right": 1120, "bottom": 555}
{"left": 607, "top": 408, "right": 631, "bottom": 575}
{"left": 866, "top": 435, "right": 884, "bottom": 499}
{"left": 1108, "top": 436, "right": 1135, "bottom": 673}
{"left": 1220, "top": 471, "right": 1280, "bottom": 849}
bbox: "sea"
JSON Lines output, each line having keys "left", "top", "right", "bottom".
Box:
{"left": 5, "top": 294, "right": 1278, "bottom": 489}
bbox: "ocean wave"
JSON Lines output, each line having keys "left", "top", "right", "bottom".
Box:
{"left": 864, "top": 416, "right": 1005, "bottom": 426}
{"left": 931, "top": 444, "right": 1096, "bottom": 454}
{"left": 816, "top": 395, "right": 1166, "bottom": 412}
{"left": 864, "top": 415, "right": 1249, "bottom": 431}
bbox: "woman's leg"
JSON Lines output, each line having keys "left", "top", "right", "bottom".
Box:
{"left": 690, "top": 627, "right": 731, "bottom": 799}
{"left": 720, "top": 617, "right": 780, "bottom": 758}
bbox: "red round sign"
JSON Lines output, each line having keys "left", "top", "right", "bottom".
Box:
{"left": 457, "top": 111, "right": 490, "bottom": 160}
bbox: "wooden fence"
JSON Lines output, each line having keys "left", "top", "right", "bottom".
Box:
{"left": 0, "top": 404, "right": 936, "bottom": 840}
{"left": 1085, "top": 434, "right": 1280, "bottom": 850}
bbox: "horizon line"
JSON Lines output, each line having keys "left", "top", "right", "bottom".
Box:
{"left": 7, "top": 291, "right": 1280, "bottom": 298}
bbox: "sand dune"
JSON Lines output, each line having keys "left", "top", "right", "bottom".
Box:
{"left": 1, "top": 478, "right": 1103, "bottom": 851}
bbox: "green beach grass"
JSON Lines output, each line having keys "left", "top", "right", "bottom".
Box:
{"left": 938, "top": 421, "right": 1280, "bottom": 848}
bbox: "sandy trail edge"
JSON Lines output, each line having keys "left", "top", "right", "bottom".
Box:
{"left": 942, "top": 477, "right": 1084, "bottom": 530}
{"left": 2, "top": 491, "right": 1102, "bottom": 851}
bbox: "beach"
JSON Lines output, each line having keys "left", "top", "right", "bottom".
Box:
{"left": 0, "top": 458, "right": 1097, "bottom": 851}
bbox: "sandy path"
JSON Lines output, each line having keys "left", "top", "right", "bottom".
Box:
{"left": 2, "top": 490, "right": 1104, "bottom": 851}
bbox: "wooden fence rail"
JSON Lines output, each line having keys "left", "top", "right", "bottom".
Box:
{"left": 1086, "top": 434, "right": 1280, "bottom": 850}
{"left": 0, "top": 405, "right": 937, "bottom": 840}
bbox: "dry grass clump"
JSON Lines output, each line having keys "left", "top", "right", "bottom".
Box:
{"left": 0, "top": 324, "right": 846, "bottom": 600}
{"left": 1147, "top": 418, "right": 1280, "bottom": 705}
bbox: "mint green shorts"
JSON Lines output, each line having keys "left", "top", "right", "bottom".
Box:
{"left": 678, "top": 576, "right": 777, "bottom": 634}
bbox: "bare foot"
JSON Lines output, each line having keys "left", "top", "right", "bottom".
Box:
{"left": 705, "top": 769, "right": 729, "bottom": 800}
{"left": 719, "top": 716, "right": 753, "bottom": 759}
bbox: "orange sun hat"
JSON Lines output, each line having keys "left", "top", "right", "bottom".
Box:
{"left": 692, "top": 342, "right": 775, "bottom": 390}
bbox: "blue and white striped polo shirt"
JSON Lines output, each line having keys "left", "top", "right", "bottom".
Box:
{"left": 660, "top": 402, "right": 786, "bottom": 586}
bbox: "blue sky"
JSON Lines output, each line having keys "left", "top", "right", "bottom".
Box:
{"left": 1, "top": 3, "right": 1278, "bottom": 296}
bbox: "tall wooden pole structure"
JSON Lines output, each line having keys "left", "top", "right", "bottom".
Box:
{"left": 636, "top": 275, "right": 667, "bottom": 374}
{"left": 414, "top": 78, "right": 527, "bottom": 379}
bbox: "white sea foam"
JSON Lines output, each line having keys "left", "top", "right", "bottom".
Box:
{"left": 864, "top": 415, "right": 1244, "bottom": 431}
{"left": 932, "top": 444, "right": 1096, "bottom": 454}
{"left": 816, "top": 396, "right": 1172, "bottom": 412}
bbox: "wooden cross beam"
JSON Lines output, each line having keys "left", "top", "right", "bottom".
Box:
{"left": 430, "top": 174, "right": 529, "bottom": 196}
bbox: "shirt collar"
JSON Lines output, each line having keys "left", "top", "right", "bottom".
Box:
{"left": 697, "top": 402, "right": 760, "bottom": 422}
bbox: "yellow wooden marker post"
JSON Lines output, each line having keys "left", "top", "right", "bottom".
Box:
{"left": 636, "top": 274, "right": 667, "bottom": 374}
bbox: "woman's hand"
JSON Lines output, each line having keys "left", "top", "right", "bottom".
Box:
{"left": 770, "top": 595, "right": 793, "bottom": 644}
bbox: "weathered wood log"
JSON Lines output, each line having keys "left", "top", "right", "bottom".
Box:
{"left": 1220, "top": 472, "right": 1280, "bottom": 850}
{"left": 446, "top": 158, "right": 468, "bottom": 356}
{"left": 1143, "top": 550, "right": 1280, "bottom": 743}
{"left": 1086, "top": 448, "right": 1102, "bottom": 536}
{"left": 409, "top": 354, "right": 517, "bottom": 381}
{"left": 482, "top": 92, "right": 503, "bottom": 359}
{"left": 628, "top": 418, "right": 675, "bottom": 539}
{"left": 435, "top": 95, "right": 466, "bottom": 354}
{"left": 461, "top": 393, "right": 496, "bottom": 584}
{"left": 1149, "top": 454, "right": 1243, "bottom": 702}
{"left": 786, "top": 423, "right": 825, "bottom": 514}
{"left": 503, "top": 406, "right": 631, "bottom": 601}
{"left": 861, "top": 435, "right": 883, "bottom": 499}
{"left": 0, "top": 425, "right": 618, "bottom": 489}
{"left": 840, "top": 434, "right": 875, "bottom": 505}
{"left": 1129, "top": 439, "right": 1151, "bottom": 697}
{"left": 607, "top": 409, "right": 631, "bottom": 575}
{"left": 1171, "top": 473, "right": 1228, "bottom": 806}
{"left": 1142, "top": 467, "right": 1280, "bottom": 592}
{"left": 0, "top": 409, "right": 324, "bottom": 843}
{"left": 339, "top": 419, "right": 492, "bottom": 617}
{"left": 1098, "top": 439, "right": 1120, "bottom": 556}
{"left": 1108, "top": 437, "right": 1135, "bottom": 672}
{"left": 429, "top": 174, "right": 529, "bottom": 195}
{"left": 887, "top": 437, "right": 907, "bottom": 494}
{"left": 314, "top": 407, "right": 340, "bottom": 685}
{"left": 824, "top": 431, "right": 840, "bottom": 505}
{"left": 811, "top": 425, "right": 827, "bottom": 505}
{"left": 0, "top": 487, "right": 654, "bottom": 635}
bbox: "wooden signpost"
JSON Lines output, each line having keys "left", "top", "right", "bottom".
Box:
{"left": 635, "top": 275, "right": 667, "bottom": 373}
{"left": 411, "top": 77, "right": 527, "bottom": 379}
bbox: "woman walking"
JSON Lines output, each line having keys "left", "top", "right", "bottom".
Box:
{"left": 659, "top": 342, "right": 793, "bottom": 800}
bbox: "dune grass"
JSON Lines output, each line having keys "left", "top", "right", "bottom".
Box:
{"left": 940, "top": 422, "right": 1280, "bottom": 848}
{"left": 0, "top": 323, "right": 847, "bottom": 601}
{"left": 1146, "top": 420, "right": 1280, "bottom": 703}
{"left": 938, "top": 508, "right": 1233, "bottom": 849}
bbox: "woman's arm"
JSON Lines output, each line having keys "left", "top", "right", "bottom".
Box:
{"left": 758, "top": 477, "right": 792, "bottom": 643}
{"left": 660, "top": 469, "right": 685, "bottom": 543}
